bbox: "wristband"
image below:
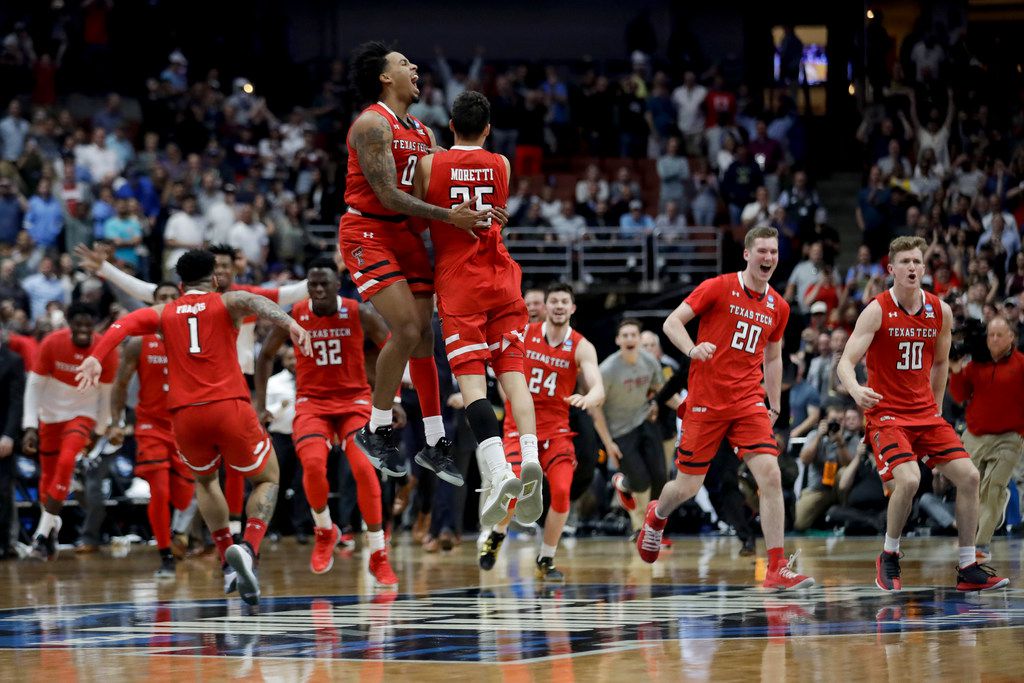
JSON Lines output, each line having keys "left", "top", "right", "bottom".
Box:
{"left": 687, "top": 347, "right": 694, "bottom": 359}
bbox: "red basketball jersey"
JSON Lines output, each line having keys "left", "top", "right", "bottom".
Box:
{"left": 35, "top": 327, "right": 119, "bottom": 386}
{"left": 344, "top": 102, "right": 431, "bottom": 217}
{"left": 424, "top": 146, "right": 519, "bottom": 314}
{"left": 291, "top": 297, "right": 371, "bottom": 415}
{"left": 865, "top": 288, "right": 944, "bottom": 425}
{"left": 159, "top": 291, "right": 250, "bottom": 410}
{"left": 134, "top": 333, "right": 172, "bottom": 431}
{"left": 683, "top": 272, "right": 790, "bottom": 417}
{"left": 504, "top": 322, "right": 584, "bottom": 440}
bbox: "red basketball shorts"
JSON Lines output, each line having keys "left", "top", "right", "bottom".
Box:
{"left": 867, "top": 417, "right": 969, "bottom": 482}
{"left": 38, "top": 416, "right": 95, "bottom": 503}
{"left": 172, "top": 399, "right": 271, "bottom": 477}
{"left": 675, "top": 410, "right": 777, "bottom": 476}
{"left": 439, "top": 298, "right": 528, "bottom": 377}
{"left": 338, "top": 212, "right": 434, "bottom": 299}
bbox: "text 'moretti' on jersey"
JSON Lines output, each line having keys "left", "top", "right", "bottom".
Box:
{"left": 683, "top": 272, "right": 789, "bottom": 418}
{"left": 159, "top": 291, "right": 251, "bottom": 410}
{"left": 865, "top": 289, "right": 945, "bottom": 425}
{"left": 424, "top": 146, "right": 520, "bottom": 315}
{"left": 344, "top": 102, "right": 431, "bottom": 217}
{"left": 291, "top": 297, "right": 371, "bottom": 415}
{"left": 504, "top": 321, "right": 585, "bottom": 440}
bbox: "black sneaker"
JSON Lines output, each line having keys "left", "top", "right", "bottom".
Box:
{"left": 876, "top": 551, "right": 902, "bottom": 592}
{"left": 415, "top": 437, "right": 464, "bottom": 486}
{"left": 479, "top": 531, "right": 505, "bottom": 571}
{"left": 739, "top": 537, "right": 756, "bottom": 557}
{"left": 535, "top": 556, "right": 565, "bottom": 583}
{"left": 355, "top": 424, "right": 407, "bottom": 477}
{"left": 154, "top": 552, "right": 176, "bottom": 578}
{"left": 28, "top": 534, "right": 53, "bottom": 561}
{"left": 956, "top": 562, "right": 1009, "bottom": 591}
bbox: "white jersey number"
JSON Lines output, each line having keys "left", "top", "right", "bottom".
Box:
{"left": 313, "top": 339, "right": 343, "bottom": 367}
{"left": 730, "top": 321, "right": 763, "bottom": 354}
{"left": 896, "top": 341, "right": 924, "bottom": 371}
{"left": 528, "top": 367, "right": 558, "bottom": 397}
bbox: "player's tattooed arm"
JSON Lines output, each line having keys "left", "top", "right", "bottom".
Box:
{"left": 223, "top": 290, "right": 312, "bottom": 357}
{"left": 108, "top": 337, "right": 141, "bottom": 446}
{"left": 351, "top": 112, "right": 486, "bottom": 228}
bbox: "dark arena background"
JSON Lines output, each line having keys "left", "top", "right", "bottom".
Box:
{"left": 0, "top": 0, "right": 1022, "bottom": 679}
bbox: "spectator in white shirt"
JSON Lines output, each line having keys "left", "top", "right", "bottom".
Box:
{"left": 671, "top": 71, "right": 707, "bottom": 155}
{"left": 204, "top": 183, "right": 237, "bottom": 245}
{"left": 982, "top": 193, "right": 1019, "bottom": 235}
{"left": 163, "top": 195, "right": 206, "bottom": 277}
{"left": 550, "top": 200, "right": 586, "bottom": 241}
{"left": 909, "top": 88, "right": 954, "bottom": 169}
{"left": 575, "top": 164, "right": 610, "bottom": 204}
{"left": 741, "top": 185, "right": 776, "bottom": 228}
{"left": 228, "top": 202, "right": 269, "bottom": 268}
{"left": 75, "top": 127, "right": 122, "bottom": 184}
{"left": 655, "top": 200, "right": 687, "bottom": 235}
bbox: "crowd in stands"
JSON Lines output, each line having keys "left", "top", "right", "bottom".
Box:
{"left": 0, "top": 5, "right": 1022, "bottom": 556}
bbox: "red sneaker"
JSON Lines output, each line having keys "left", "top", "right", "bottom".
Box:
{"left": 338, "top": 529, "right": 356, "bottom": 551}
{"left": 369, "top": 549, "right": 399, "bottom": 587}
{"left": 310, "top": 524, "right": 340, "bottom": 575}
{"left": 612, "top": 472, "right": 636, "bottom": 511}
{"left": 636, "top": 501, "right": 666, "bottom": 564}
{"left": 763, "top": 550, "right": 815, "bottom": 590}
{"left": 956, "top": 563, "right": 1009, "bottom": 591}
{"left": 875, "top": 551, "right": 902, "bottom": 592}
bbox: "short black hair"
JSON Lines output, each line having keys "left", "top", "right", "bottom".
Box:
{"left": 208, "top": 243, "right": 235, "bottom": 258}
{"left": 451, "top": 90, "right": 490, "bottom": 138}
{"left": 545, "top": 282, "right": 575, "bottom": 303}
{"left": 351, "top": 41, "right": 393, "bottom": 103}
{"left": 617, "top": 317, "right": 643, "bottom": 334}
{"left": 175, "top": 249, "right": 216, "bottom": 285}
{"left": 154, "top": 280, "right": 179, "bottom": 296}
{"left": 307, "top": 256, "right": 339, "bottom": 275}
{"left": 66, "top": 302, "right": 97, "bottom": 322}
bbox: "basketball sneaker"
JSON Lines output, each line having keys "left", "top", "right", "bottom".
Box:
{"left": 739, "top": 537, "right": 756, "bottom": 557}
{"left": 955, "top": 563, "right": 1009, "bottom": 591}
{"left": 535, "top": 556, "right": 565, "bottom": 583}
{"left": 368, "top": 549, "right": 398, "bottom": 587}
{"left": 480, "top": 469, "right": 523, "bottom": 527}
{"left": 28, "top": 534, "right": 54, "bottom": 561}
{"left": 611, "top": 472, "right": 636, "bottom": 511}
{"left": 355, "top": 424, "right": 407, "bottom": 477}
{"left": 479, "top": 530, "right": 505, "bottom": 570}
{"left": 415, "top": 438, "right": 464, "bottom": 486}
{"left": 154, "top": 553, "right": 176, "bottom": 579}
{"left": 222, "top": 563, "right": 238, "bottom": 594}
{"left": 338, "top": 527, "right": 356, "bottom": 551}
{"left": 310, "top": 524, "right": 340, "bottom": 575}
{"left": 763, "top": 550, "right": 815, "bottom": 590}
{"left": 225, "top": 542, "right": 260, "bottom": 605}
{"left": 636, "top": 501, "right": 666, "bottom": 564}
{"left": 513, "top": 460, "right": 545, "bottom": 525}
{"left": 875, "top": 551, "right": 902, "bottom": 592}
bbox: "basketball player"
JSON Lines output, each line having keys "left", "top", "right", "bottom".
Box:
{"left": 637, "top": 226, "right": 815, "bottom": 590}
{"left": 21, "top": 303, "right": 118, "bottom": 561}
{"left": 75, "top": 242, "right": 308, "bottom": 530}
{"left": 342, "top": 41, "right": 495, "bottom": 486}
{"left": 479, "top": 283, "right": 605, "bottom": 581}
{"left": 412, "top": 90, "right": 544, "bottom": 526}
{"left": 77, "top": 249, "right": 313, "bottom": 606}
{"left": 254, "top": 257, "right": 398, "bottom": 586}
{"left": 108, "top": 282, "right": 196, "bottom": 577}
{"left": 837, "top": 236, "right": 1008, "bottom": 592}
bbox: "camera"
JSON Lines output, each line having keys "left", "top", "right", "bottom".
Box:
{"left": 950, "top": 317, "right": 991, "bottom": 362}
{"left": 827, "top": 419, "right": 841, "bottom": 435}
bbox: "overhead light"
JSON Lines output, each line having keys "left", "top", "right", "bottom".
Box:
{"left": 242, "top": 83, "right": 254, "bottom": 94}
{"left": 848, "top": 83, "right": 856, "bottom": 96}
{"left": 866, "top": 9, "right": 875, "bottom": 19}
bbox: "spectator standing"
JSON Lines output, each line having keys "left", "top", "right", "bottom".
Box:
{"left": 102, "top": 198, "right": 143, "bottom": 270}
{"left": 721, "top": 146, "right": 764, "bottom": 226}
{"left": 0, "top": 100, "right": 28, "bottom": 162}
{"left": 205, "top": 183, "right": 237, "bottom": 246}
{"left": 163, "top": 194, "right": 205, "bottom": 277}
{"left": 76, "top": 127, "right": 121, "bottom": 184}
{"left": 20, "top": 255, "right": 64, "bottom": 322}
{"left": 23, "top": 179, "right": 62, "bottom": 249}
{"left": 656, "top": 137, "right": 690, "bottom": 211}
{"left": 0, "top": 177, "right": 26, "bottom": 244}
{"left": 228, "top": 203, "right": 269, "bottom": 269}
{"left": 671, "top": 71, "right": 706, "bottom": 156}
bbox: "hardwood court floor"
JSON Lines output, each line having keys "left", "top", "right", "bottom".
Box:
{"left": 0, "top": 534, "right": 1022, "bottom": 681}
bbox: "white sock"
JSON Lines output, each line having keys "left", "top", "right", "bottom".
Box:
{"left": 370, "top": 407, "right": 393, "bottom": 432}
{"left": 519, "top": 434, "right": 539, "bottom": 464}
{"left": 959, "top": 546, "right": 976, "bottom": 568}
{"left": 229, "top": 519, "right": 242, "bottom": 536}
{"left": 479, "top": 436, "right": 509, "bottom": 479}
{"left": 539, "top": 542, "right": 557, "bottom": 559}
{"left": 35, "top": 510, "right": 59, "bottom": 538}
{"left": 311, "top": 507, "right": 332, "bottom": 530}
{"left": 367, "top": 529, "right": 385, "bottom": 552}
{"left": 883, "top": 535, "right": 900, "bottom": 554}
{"left": 423, "top": 415, "right": 445, "bottom": 447}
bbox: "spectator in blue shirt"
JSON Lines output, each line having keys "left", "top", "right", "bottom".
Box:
{"left": 20, "top": 256, "right": 65, "bottom": 322}
{"left": 118, "top": 171, "right": 161, "bottom": 221}
{"left": 91, "top": 186, "right": 115, "bottom": 238}
{"left": 619, "top": 200, "right": 655, "bottom": 238}
{"left": 23, "top": 179, "right": 63, "bottom": 248}
{"left": 102, "top": 198, "right": 143, "bottom": 269}
{"left": 0, "top": 177, "right": 26, "bottom": 245}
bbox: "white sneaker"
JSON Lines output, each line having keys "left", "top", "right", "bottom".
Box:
{"left": 480, "top": 469, "right": 523, "bottom": 527}
{"left": 223, "top": 563, "right": 238, "bottom": 594}
{"left": 513, "top": 460, "right": 544, "bottom": 525}
{"left": 225, "top": 544, "right": 260, "bottom": 605}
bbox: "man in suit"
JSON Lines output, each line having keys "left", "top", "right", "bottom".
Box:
{"left": 0, "top": 333, "right": 25, "bottom": 558}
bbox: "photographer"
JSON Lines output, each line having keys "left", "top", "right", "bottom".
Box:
{"left": 948, "top": 316, "right": 1024, "bottom": 561}
{"left": 824, "top": 441, "right": 888, "bottom": 534}
{"left": 795, "top": 402, "right": 863, "bottom": 531}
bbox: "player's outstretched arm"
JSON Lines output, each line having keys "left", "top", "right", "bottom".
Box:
{"left": 108, "top": 337, "right": 141, "bottom": 446}
{"left": 567, "top": 339, "right": 605, "bottom": 410}
{"left": 350, "top": 112, "right": 487, "bottom": 229}
{"left": 930, "top": 300, "right": 954, "bottom": 409}
{"left": 837, "top": 300, "right": 883, "bottom": 410}
{"left": 663, "top": 301, "right": 715, "bottom": 361}
{"left": 75, "top": 244, "right": 158, "bottom": 304}
{"left": 222, "top": 290, "right": 312, "bottom": 357}
{"left": 77, "top": 306, "right": 163, "bottom": 389}
{"left": 254, "top": 324, "right": 289, "bottom": 422}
